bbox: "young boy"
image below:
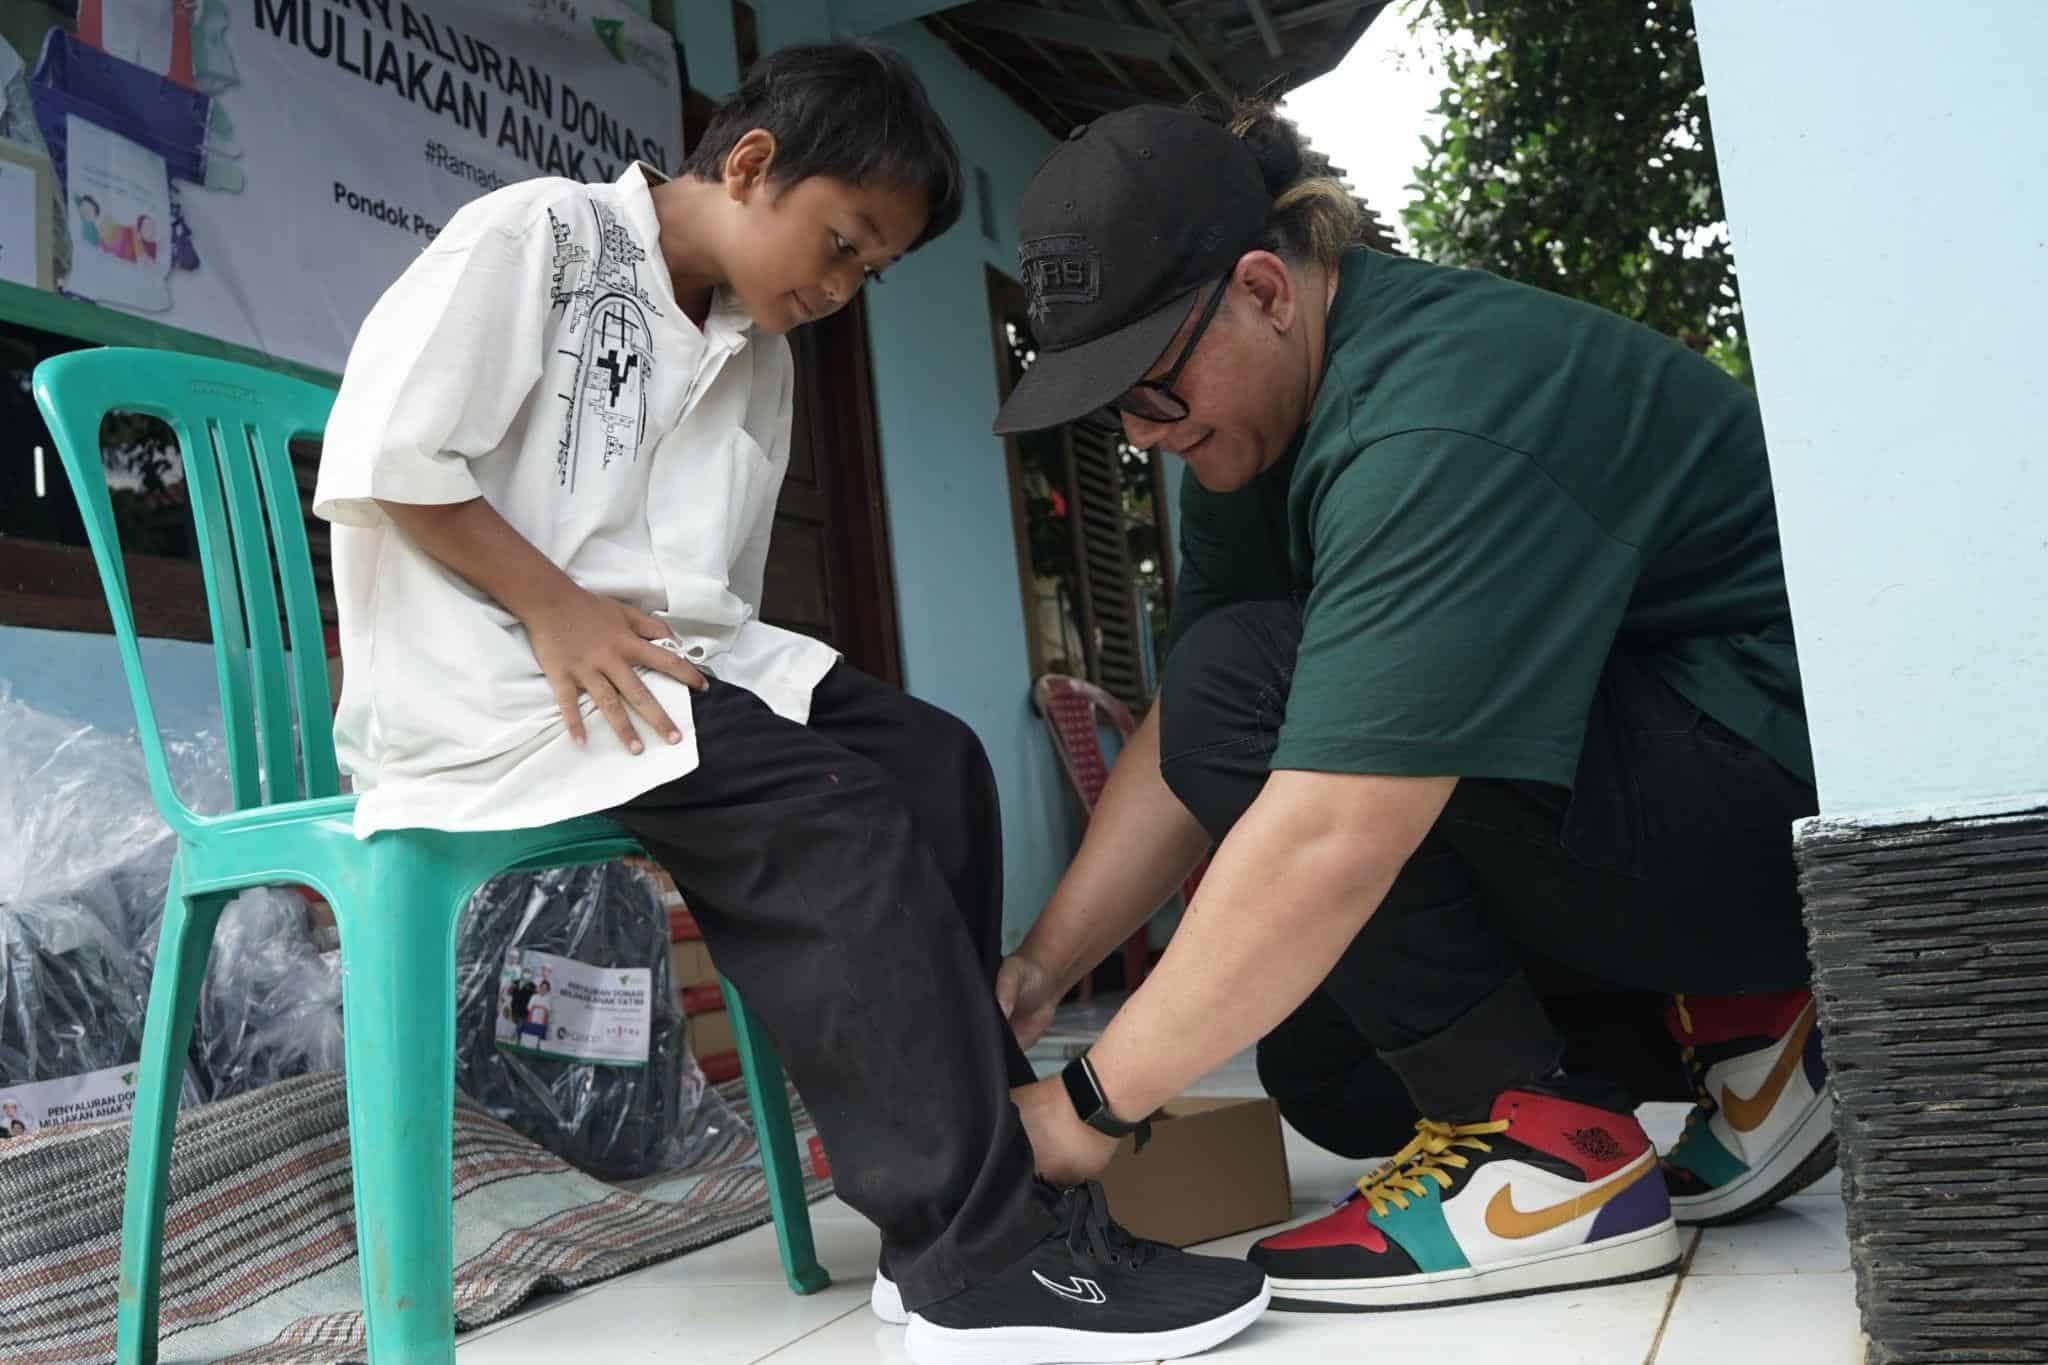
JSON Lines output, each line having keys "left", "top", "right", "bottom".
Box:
{"left": 312, "top": 43, "right": 1266, "bottom": 1365}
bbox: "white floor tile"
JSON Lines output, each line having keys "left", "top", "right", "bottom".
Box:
{"left": 807, "top": 1194, "right": 872, "bottom": 1223}
{"left": 455, "top": 1281, "right": 868, "bottom": 1363}
{"left": 608, "top": 1211, "right": 882, "bottom": 1287}
{"left": 1203, "top": 1276, "right": 1677, "bottom": 1364}
{"left": 1653, "top": 1272, "right": 1863, "bottom": 1365}
{"left": 753, "top": 1307, "right": 916, "bottom": 1363}
{"left": 1687, "top": 1197, "right": 1849, "bottom": 1277}
{"left": 456, "top": 1285, "right": 605, "bottom": 1347}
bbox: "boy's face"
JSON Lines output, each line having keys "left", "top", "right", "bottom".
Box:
{"left": 721, "top": 133, "right": 928, "bottom": 335}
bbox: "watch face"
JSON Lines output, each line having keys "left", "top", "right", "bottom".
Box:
{"left": 1062, "top": 1054, "right": 1103, "bottom": 1123}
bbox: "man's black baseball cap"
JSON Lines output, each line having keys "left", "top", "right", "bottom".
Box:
{"left": 992, "top": 106, "right": 1272, "bottom": 436}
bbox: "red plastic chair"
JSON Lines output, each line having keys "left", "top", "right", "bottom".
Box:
{"left": 1032, "top": 675, "right": 1209, "bottom": 998}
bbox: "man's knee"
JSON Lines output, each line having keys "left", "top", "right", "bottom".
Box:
{"left": 1158, "top": 601, "right": 1302, "bottom": 829}
{"left": 1160, "top": 600, "right": 1302, "bottom": 752}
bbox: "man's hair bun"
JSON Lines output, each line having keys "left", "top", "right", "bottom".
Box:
{"left": 1229, "top": 107, "right": 1305, "bottom": 198}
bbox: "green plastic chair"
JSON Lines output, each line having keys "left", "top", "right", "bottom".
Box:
{"left": 32, "top": 348, "right": 829, "bottom": 1365}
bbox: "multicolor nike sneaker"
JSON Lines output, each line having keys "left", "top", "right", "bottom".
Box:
{"left": 1247, "top": 1087, "right": 1680, "bottom": 1308}
{"left": 1662, "top": 989, "right": 1837, "bottom": 1226}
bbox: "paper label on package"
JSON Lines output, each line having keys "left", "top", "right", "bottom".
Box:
{"left": 0, "top": 1063, "right": 140, "bottom": 1140}
{"left": 493, "top": 948, "right": 650, "bottom": 1066}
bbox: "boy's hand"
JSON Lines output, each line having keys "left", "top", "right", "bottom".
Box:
{"left": 996, "top": 952, "right": 1062, "bottom": 1052}
{"left": 522, "top": 586, "right": 706, "bottom": 752}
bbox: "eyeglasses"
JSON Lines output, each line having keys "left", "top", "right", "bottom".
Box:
{"left": 1107, "top": 272, "right": 1232, "bottom": 426}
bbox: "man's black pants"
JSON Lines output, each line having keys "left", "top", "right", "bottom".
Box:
{"left": 1160, "top": 600, "right": 1819, "bottom": 1134}
{"left": 606, "top": 663, "right": 1053, "bottom": 1312}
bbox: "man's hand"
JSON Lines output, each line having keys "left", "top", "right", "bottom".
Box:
{"left": 1013, "top": 1074, "right": 1121, "bottom": 1187}
{"left": 996, "top": 953, "right": 1062, "bottom": 1051}
{"left": 521, "top": 586, "right": 706, "bottom": 751}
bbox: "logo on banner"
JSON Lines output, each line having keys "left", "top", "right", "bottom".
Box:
{"left": 592, "top": 16, "right": 676, "bottom": 89}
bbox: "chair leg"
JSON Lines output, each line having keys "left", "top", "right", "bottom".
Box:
{"left": 117, "top": 874, "right": 225, "bottom": 1365}
{"left": 718, "top": 977, "right": 831, "bottom": 1296}
{"left": 335, "top": 881, "right": 461, "bottom": 1364}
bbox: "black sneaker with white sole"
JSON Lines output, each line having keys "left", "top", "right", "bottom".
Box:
{"left": 906, "top": 1182, "right": 1270, "bottom": 1365}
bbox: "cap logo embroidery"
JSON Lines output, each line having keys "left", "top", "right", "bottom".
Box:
{"left": 1020, "top": 233, "right": 1100, "bottom": 323}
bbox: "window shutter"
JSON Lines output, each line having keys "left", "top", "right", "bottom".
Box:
{"left": 1061, "top": 419, "right": 1145, "bottom": 710}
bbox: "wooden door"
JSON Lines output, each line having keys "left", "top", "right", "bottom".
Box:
{"left": 759, "top": 293, "right": 903, "bottom": 687}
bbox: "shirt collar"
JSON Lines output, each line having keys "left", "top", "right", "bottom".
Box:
{"left": 618, "top": 160, "right": 754, "bottom": 349}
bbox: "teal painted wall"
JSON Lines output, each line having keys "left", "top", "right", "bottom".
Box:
{"left": 1697, "top": 0, "right": 2048, "bottom": 826}
{"left": 0, "top": 627, "right": 222, "bottom": 739}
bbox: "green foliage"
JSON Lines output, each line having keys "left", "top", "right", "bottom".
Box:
{"left": 1401, "top": 0, "right": 1749, "bottom": 379}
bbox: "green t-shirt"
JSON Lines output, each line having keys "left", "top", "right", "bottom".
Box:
{"left": 1168, "top": 249, "right": 1813, "bottom": 788}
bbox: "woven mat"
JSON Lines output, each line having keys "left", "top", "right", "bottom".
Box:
{"left": 0, "top": 1073, "right": 830, "bottom": 1364}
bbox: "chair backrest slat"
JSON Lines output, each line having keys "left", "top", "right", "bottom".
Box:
{"left": 32, "top": 349, "right": 339, "bottom": 835}
{"left": 177, "top": 411, "right": 263, "bottom": 809}
{"left": 254, "top": 426, "right": 340, "bottom": 797}
{"left": 212, "top": 417, "right": 299, "bottom": 803}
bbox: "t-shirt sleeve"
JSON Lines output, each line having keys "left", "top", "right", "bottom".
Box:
{"left": 313, "top": 211, "right": 556, "bottom": 528}
{"left": 1273, "top": 430, "right": 1640, "bottom": 786}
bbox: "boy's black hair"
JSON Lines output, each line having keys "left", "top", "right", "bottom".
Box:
{"left": 682, "top": 42, "right": 962, "bottom": 251}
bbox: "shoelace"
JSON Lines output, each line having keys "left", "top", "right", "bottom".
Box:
{"left": 1352, "top": 1117, "right": 1511, "bottom": 1217}
{"left": 1060, "top": 1180, "right": 1156, "bottom": 1270}
{"left": 1670, "top": 992, "right": 1715, "bottom": 1151}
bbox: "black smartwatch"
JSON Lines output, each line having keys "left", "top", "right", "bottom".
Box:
{"left": 1061, "top": 1050, "right": 1152, "bottom": 1152}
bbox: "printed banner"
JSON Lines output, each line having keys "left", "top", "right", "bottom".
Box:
{"left": 0, "top": 0, "right": 682, "bottom": 373}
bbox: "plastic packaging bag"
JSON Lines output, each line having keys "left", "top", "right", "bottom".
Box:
{"left": 0, "top": 689, "right": 232, "bottom": 952}
{"left": 455, "top": 862, "right": 741, "bottom": 1180}
{"left": 192, "top": 887, "right": 344, "bottom": 1102}
{"left": 0, "top": 896, "right": 147, "bottom": 1087}
{"left": 0, "top": 689, "right": 333, "bottom": 1113}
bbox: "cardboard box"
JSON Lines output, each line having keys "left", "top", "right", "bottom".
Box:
{"left": 690, "top": 1007, "right": 735, "bottom": 1060}
{"left": 670, "top": 940, "right": 717, "bottom": 991}
{"left": 1095, "top": 1097, "right": 1293, "bottom": 1248}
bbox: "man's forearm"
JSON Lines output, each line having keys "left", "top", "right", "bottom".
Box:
{"left": 1081, "top": 770, "right": 1456, "bottom": 1120}
{"left": 376, "top": 496, "right": 578, "bottom": 621}
{"left": 1019, "top": 704, "right": 1213, "bottom": 989}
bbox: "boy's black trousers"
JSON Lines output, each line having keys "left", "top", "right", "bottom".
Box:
{"left": 607, "top": 663, "right": 1054, "bottom": 1312}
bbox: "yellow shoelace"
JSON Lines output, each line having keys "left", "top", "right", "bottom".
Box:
{"left": 1671, "top": 993, "right": 1713, "bottom": 1148}
{"left": 1353, "top": 1117, "right": 1512, "bottom": 1217}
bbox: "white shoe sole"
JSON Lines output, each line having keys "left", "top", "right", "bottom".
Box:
{"left": 1670, "top": 1088, "right": 1836, "bottom": 1225}
{"left": 903, "top": 1278, "right": 1272, "bottom": 1365}
{"left": 1270, "top": 1220, "right": 1680, "bottom": 1310}
{"left": 873, "top": 1272, "right": 909, "bottom": 1325}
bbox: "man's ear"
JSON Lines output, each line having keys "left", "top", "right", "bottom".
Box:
{"left": 1234, "top": 250, "right": 1297, "bottom": 332}
{"left": 723, "top": 129, "right": 778, "bottom": 202}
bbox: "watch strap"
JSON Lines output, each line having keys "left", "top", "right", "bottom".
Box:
{"left": 1061, "top": 1051, "right": 1152, "bottom": 1152}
